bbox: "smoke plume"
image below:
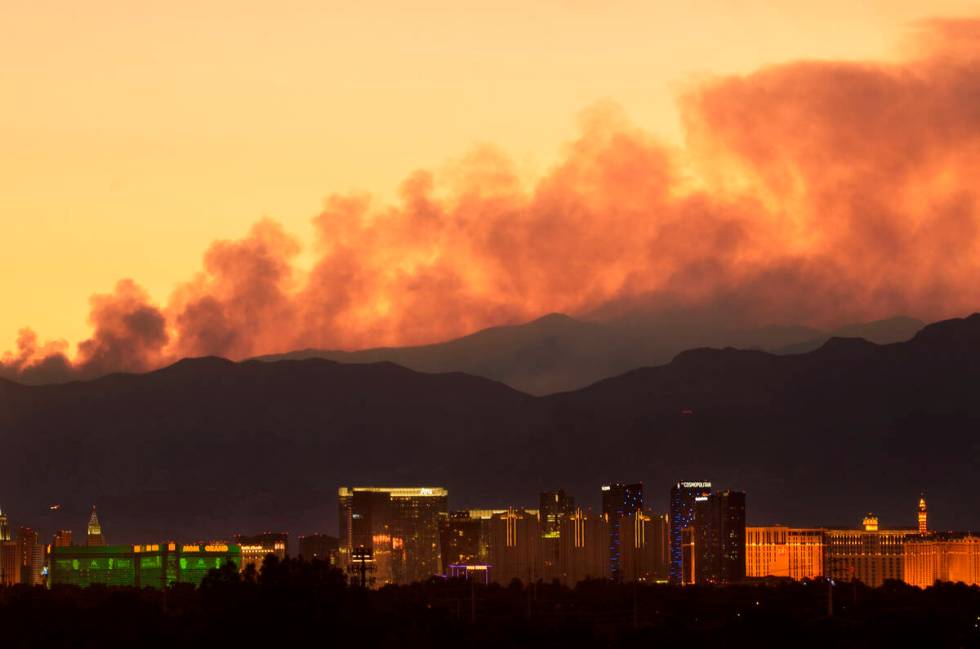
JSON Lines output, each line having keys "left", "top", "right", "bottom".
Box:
{"left": 4, "top": 19, "right": 980, "bottom": 383}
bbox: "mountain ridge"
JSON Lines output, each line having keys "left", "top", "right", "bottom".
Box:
{"left": 0, "top": 313, "right": 976, "bottom": 545}
{"left": 252, "top": 312, "right": 927, "bottom": 395}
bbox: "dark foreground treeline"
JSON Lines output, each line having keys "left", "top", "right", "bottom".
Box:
{"left": 2, "top": 558, "right": 979, "bottom": 648}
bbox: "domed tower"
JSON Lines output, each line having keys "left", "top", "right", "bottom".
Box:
{"left": 918, "top": 495, "right": 928, "bottom": 535}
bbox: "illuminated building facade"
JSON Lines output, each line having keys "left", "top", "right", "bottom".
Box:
{"left": 680, "top": 527, "right": 696, "bottom": 585}
{"left": 235, "top": 533, "right": 288, "bottom": 571}
{"left": 438, "top": 511, "right": 484, "bottom": 573}
{"left": 918, "top": 496, "right": 928, "bottom": 535}
{"left": 601, "top": 483, "right": 643, "bottom": 581}
{"left": 297, "top": 534, "right": 339, "bottom": 566}
{"left": 488, "top": 508, "right": 540, "bottom": 585}
{"left": 338, "top": 487, "right": 448, "bottom": 585}
{"left": 823, "top": 520, "right": 915, "bottom": 587}
{"left": 341, "top": 489, "right": 392, "bottom": 583}
{"left": 620, "top": 509, "right": 669, "bottom": 582}
{"left": 49, "top": 543, "right": 241, "bottom": 588}
{"left": 0, "top": 508, "right": 15, "bottom": 586}
{"left": 746, "top": 517, "right": 914, "bottom": 587}
{"left": 53, "top": 530, "right": 73, "bottom": 547}
{"left": 669, "top": 481, "right": 712, "bottom": 584}
{"left": 17, "top": 528, "right": 43, "bottom": 586}
{"left": 0, "top": 542, "right": 18, "bottom": 586}
{"left": 904, "top": 535, "right": 980, "bottom": 588}
{"left": 557, "top": 508, "right": 609, "bottom": 584}
{"left": 746, "top": 526, "right": 824, "bottom": 580}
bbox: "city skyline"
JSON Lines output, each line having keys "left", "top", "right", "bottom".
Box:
{"left": 6, "top": 485, "right": 976, "bottom": 593}
{"left": 1, "top": 489, "right": 956, "bottom": 547}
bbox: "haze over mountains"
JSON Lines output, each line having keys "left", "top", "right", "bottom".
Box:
{"left": 1, "top": 313, "right": 975, "bottom": 544}
{"left": 255, "top": 313, "right": 925, "bottom": 394}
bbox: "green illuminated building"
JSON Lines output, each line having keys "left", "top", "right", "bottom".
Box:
{"left": 49, "top": 542, "right": 241, "bottom": 589}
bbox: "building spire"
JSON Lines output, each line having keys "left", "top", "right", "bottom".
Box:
{"left": 87, "top": 505, "right": 106, "bottom": 546}
{"left": 918, "top": 494, "right": 928, "bottom": 534}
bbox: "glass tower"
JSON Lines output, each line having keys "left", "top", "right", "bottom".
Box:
{"left": 669, "top": 481, "right": 712, "bottom": 584}
{"left": 601, "top": 483, "right": 643, "bottom": 580}
{"left": 338, "top": 487, "right": 449, "bottom": 585}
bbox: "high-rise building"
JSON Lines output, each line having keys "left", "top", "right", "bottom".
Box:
{"left": 0, "top": 508, "right": 13, "bottom": 586}
{"left": 488, "top": 508, "right": 541, "bottom": 585}
{"left": 540, "top": 490, "right": 576, "bottom": 580}
{"left": 87, "top": 506, "right": 105, "bottom": 547}
{"left": 17, "top": 528, "right": 43, "bottom": 585}
{"left": 680, "top": 526, "right": 697, "bottom": 585}
{"left": 235, "top": 533, "right": 288, "bottom": 571}
{"left": 558, "top": 508, "right": 608, "bottom": 584}
{"left": 338, "top": 487, "right": 448, "bottom": 585}
{"left": 297, "top": 534, "right": 339, "bottom": 566}
{"left": 918, "top": 496, "right": 928, "bottom": 535}
{"left": 438, "top": 511, "right": 484, "bottom": 573}
{"left": 690, "top": 490, "right": 746, "bottom": 585}
{"left": 621, "top": 509, "right": 669, "bottom": 583}
{"left": 669, "top": 481, "right": 711, "bottom": 584}
{"left": 745, "top": 526, "right": 824, "bottom": 580}
{"left": 1, "top": 541, "right": 21, "bottom": 586}
{"left": 53, "top": 530, "right": 73, "bottom": 547}
{"left": 540, "top": 490, "right": 575, "bottom": 537}
{"left": 442, "top": 509, "right": 520, "bottom": 583}
{"left": 904, "top": 534, "right": 980, "bottom": 587}
{"left": 601, "top": 483, "right": 643, "bottom": 580}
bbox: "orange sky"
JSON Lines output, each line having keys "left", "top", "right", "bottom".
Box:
{"left": 3, "top": 0, "right": 979, "bottom": 354}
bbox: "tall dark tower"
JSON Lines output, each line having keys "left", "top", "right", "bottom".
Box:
{"left": 540, "top": 490, "right": 575, "bottom": 537}
{"left": 86, "top": 506, "right": 105, "bottom": 547}
{"left": 669, "top": 481, "right": 712, "bottom": 584}
{"left": 692, "top": 490, "right": 746, "bottom": 584}
{"left": 540, "top": 489, "right": 576, "bottom": 580}
{"left": 601, "top": 483, "right": 643, "bottom": 581}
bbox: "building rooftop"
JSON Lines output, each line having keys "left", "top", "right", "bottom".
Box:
{"left": 338, "top": 487, "right": 448, "bottom": 498}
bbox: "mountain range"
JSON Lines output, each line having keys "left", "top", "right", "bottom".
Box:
{"left": 0, "top": 313, "right": 976, "bottom": 545}
{"left": 255, "top": 313, "right": 925, "bottom": 395}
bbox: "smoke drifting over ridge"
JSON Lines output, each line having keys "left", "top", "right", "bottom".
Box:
{"left": 4, "top": 19, "right": 980, "bottom": 384}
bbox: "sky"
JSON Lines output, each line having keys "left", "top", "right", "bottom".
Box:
{"left": 3, "top": 1, "right": 980, "bottom": 380}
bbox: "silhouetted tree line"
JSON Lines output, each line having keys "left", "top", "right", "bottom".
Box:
{"left": 1, "top": 556, "right": 979, "bottom": 648}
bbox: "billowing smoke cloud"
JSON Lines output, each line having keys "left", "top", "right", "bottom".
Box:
{"left": 4, "top": 19, "right": 980, "bottom": 383}
{"left": 2, "top": 280, "right": 167, "bottom": 383}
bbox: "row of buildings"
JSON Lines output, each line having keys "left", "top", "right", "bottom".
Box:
{"left": 337, "top": 485, "right": 980, "bottom": 590}
{"left": 0, "top": 506, "right": 339, "bottom": 589}
{"left": 0, "top": 506, "right": 104, "bottom": 587}
{"left": 746, "top": 501, "right": 980, "bottom": 588}
{"left": 337, "top": 483, "right": 739, "bottom": 587}
{"left": 3, "top": 489, "right": 977, "bottom": 591}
